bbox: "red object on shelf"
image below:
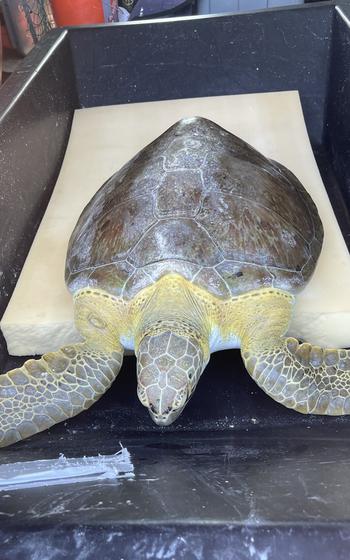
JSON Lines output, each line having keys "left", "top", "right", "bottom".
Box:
{"left": 1, "top": 23, "right": 12, "bottom": 50}
{"left": 50, "top": 0, "right": 105, "bottom": 26}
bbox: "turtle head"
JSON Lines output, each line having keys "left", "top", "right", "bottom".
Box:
{"left": 136, "top": 330, "right": 208, "bottom": 426}
{"left": 135, "top": 274, "right": 210, "bottom": 426}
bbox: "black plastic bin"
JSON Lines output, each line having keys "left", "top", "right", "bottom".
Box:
{"left": 0, "top": 3, "right": 350, "bottom": 559}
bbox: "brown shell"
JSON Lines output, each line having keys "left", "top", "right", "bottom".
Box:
{"left": 65, "top": 117, "right": 324, "bottom": 300}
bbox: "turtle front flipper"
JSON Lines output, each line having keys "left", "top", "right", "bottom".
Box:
{"left": 237, "top": 289, "right": 350, "bottom": 415}
{"left": 246, "top": 338, "right": 350, "bottom": 414}
{"left": 0, "top": 342, "right": 123, "bottom": 447}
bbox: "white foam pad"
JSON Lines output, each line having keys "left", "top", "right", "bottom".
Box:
{"left": 1, "top": 91, "right": 350, "bottom": 355}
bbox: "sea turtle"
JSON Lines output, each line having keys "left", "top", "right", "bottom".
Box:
{"left": 1, "top": 116, "right": 350, "bottom": 448}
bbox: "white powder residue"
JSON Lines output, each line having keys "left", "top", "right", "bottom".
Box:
{"left": 0, "top": 446, "right": 134, "bottom": 491}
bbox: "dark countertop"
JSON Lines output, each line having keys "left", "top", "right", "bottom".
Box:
{"left": 1, "top": 353, "right": 350, "bottom": 559}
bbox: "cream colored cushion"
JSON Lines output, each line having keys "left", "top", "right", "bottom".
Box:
{"left": 1, "top": 91, "right": 350, "bottom": 355}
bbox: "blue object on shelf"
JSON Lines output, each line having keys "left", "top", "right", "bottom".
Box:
{"left": 130, "top": 0, "right": 194, "bottom": 19}
{"left": 102, "top": 0, "right": 112, "bottom": 20}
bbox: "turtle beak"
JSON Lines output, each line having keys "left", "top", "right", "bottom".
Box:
{"left": 148, "top": 401, "right": 187, "bottom": 426}
{"left": 142, "top": 384, "right": 188, "bottom": 426}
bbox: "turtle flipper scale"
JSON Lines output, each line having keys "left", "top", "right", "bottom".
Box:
{"left": 237, "top": 289, "right": 350, "bottom": 415}
{"left": 0, "top": 342, "right": 123, "bottom": 447}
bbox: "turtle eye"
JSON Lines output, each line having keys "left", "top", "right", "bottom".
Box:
{"left": 88, "top": 314, "right": 106, "bottom": 330}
